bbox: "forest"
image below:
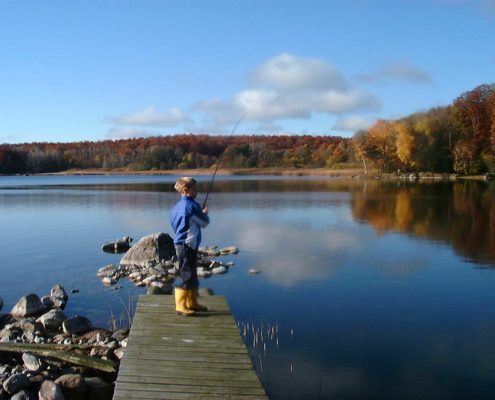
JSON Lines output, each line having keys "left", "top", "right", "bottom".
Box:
{"left": 0, "top": 83, "right": 494, "bottom": 175}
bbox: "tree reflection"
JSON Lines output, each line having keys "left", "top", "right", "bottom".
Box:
{"left": 350, "top": 180, "right": 495, "bottom": 266}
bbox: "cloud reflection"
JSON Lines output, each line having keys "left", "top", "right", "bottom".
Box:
{"left": 236, "top": 221, "right": 358, "bottom": 286}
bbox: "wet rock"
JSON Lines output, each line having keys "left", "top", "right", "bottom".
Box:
{"left": 37, "top": 310, "right": 67, "bottom": 331}
{"left": 248, "top": 268, "right": 260, "bottom": 275}
{"left": 62, "top": 316, "right": 92, "bottom": 336}
{"left": 211, "top": 266, "right": 227, "bottom": 275}
{"left": 41, "top": 297, "right": 65, "bottom": 310}
{"left": 120, "top": 233, "right": 174, "bottom": 269}
{"left": 50, "top": 285, "right": 68, "bottom": 302}
{"left": 97, "top": 265, "right": 118, "bottom": 278}
{"left": 101, "top": 277, "right": 117, "bottom": 286}
{"left": 22, "top": 353, "right": 43, "bottom": 372}
{"left": 2, "top": 373, "right": 30, "bottom": 395}
{"left": 54, "top": 374, "right": 86, "bottom": 399}
{"left": 38, "top": 380, "right": 64, "bottom": 400}
{"left": 11, "top": 294, "right": 44, "bottom": 318}
{"left": 220, "top": 246, "right": 239, "bottom": 255}
{"left": 84, "top": 377, "right": 113, "bottom": 400}
{"left": 198, "top": 247, "right": 220, "bottom": 257}
{"left": 102, "top": 236, "right": 133, "bottom": 253}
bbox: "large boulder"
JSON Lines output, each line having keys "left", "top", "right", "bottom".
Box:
{"left": 62, "top": 316, "right": 92, "bottom": 335}
{"left": 11, "top": 294, "right": 44, "bottom": 318}
{"left": 120, "top": 233, "right": 175, "bottom": 269}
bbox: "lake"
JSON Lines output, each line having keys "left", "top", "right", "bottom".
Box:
{"left": 1, "top": 175, "right": 495, "bottom": 399}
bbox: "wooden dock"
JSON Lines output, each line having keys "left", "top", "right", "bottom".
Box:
{"left": 113, "top": 295, "right": 268, "bottom": 400}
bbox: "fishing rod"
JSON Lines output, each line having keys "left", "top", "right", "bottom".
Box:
{"left": 202, "top": 115, "right": 244, "bottom": 209}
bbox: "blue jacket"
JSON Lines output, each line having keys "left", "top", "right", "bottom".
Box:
{"left": 170, "top": 195, "right": 210, "bottom": 249}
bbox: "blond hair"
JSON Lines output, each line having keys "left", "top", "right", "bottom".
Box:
{"left": 174, "top": 177, "right": 197, "bottom": 194}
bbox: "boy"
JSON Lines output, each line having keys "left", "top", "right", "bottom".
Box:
{"left": 170, "top": 177, "right": 210, "bottom": 316}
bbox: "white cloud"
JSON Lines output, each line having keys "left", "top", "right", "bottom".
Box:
{"left": 108, "top": 107, "right": 190, "bottom": 128}
{"left": 333, "top": 115, "right": 377, "bottom": 132}
{"left": 251, "top": 52, "right": 348, "bottom": 91}
{"left": 359, "top": 61, "right": 431, "bottom": 83}
{"left": 108, "top": 53, "right": 380, "bottom": 133}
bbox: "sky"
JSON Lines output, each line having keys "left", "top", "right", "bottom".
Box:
{"left": 0, "top": 0, "right": 494, "bottom": 144}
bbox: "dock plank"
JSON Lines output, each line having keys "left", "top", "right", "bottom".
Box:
{"left": 113, "top": 295, "right": 267, "bottom": 400}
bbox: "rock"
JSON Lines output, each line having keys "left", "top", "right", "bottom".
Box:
{"left": 54, "top": 374, "right": 86, "bottom": 399}
{"left": 113, "top": 347, "right": 125, "bottom": 360}
{"left": 77, "top": 328, "right": 112, "bottom": 343}
{"left": 0, "top": 313, "right": 16, "bottom": 329}
{"left": 10, "top": 389, "right": 37, "bottom": 400}
{"left": 84, "top": 377, "right": 113, "bottom": 400}
{"left": 248, "top": 268, "right": 260, "bottom": 275}
{"left": 70, "top": 289, "right": 79, "bottom": 294}
{"left": 102, "top": 236, "right": 133, "bottom": 253}
{"left": 41, "top": 297, "right": 65, "bottom": 310}
{"left": 97, "top": 265, "right": 118, "bottom": 278}
{"left": 101, "top": 277, "right": 117, "bottom": 286}
{"left": 197, "top": 269, "right": 212, "bottom": 278}
{"left": 50, "top": 285, "right": 68, "bottom": 302}
{"left": 198, "top": 247, "right": 220, "bottom": 257}
{"left": 211, "top": 266, "right": 227, "bottom": 275}
{"left": 11, "top": 294, "right": 45, "bottom": 318}
{"left": 120, "top": 233, "right": 175, "bottom": 269}
{"left": 38, "top": 380, "right": 64, "bottom": 400}
{"left": 37, "top": 310, "right": 67, "bottom": 331}
{"left": 142, "top": 275, "right": 157, "bottom": 286}
{"left": 62, "top": 316, "right": 92, "bottom": 335}
{"left": 22, "top": 353, "right": 42, "bottom": 372}
{"left": 111, "top": 329, "right": 129, "bottom": 342}
{"left": 220, "top": 246, "right": 239, "bottom": 255}
{"left": 2, "top": 373, "right": 30, "bottom": 395}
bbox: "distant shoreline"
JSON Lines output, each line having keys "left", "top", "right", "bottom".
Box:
{"left": 1, "top": 168, "right": 491, "bottom": 181}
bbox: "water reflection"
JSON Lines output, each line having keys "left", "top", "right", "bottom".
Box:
{"left": 350, "top": 180, "right": 495, "bottom": 266}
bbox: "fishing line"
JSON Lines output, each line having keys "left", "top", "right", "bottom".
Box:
{"left": 202, "top": 115, "right": 244, "bottom": 209}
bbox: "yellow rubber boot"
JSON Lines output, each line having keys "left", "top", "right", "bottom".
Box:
{"left": 187, "top": 289, "right": 208, "bottom": 312}
{"left": 175, "top": 288, "right": 195, "bottom": 316}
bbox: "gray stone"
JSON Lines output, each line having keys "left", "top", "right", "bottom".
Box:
{"left": 41, "top": 296, "right": 65, "bottom": 310}
{"left": 36, "top": 310, "right": 67, "bottom": 331}
{"left": 38, "top": 380, "right": 64, "bottom": 400}
{"left": 101, "top": 277, "right": 117, "bottom": 286}
{"left": 54, "top": 374, "right": 86, "bottom": 399}
{"left": 120, "top": 233, "right": 174, "bottom": 269}
{"left": 97, "top": 265, "right": 118, "bottom": 278}
{"left": 113, "top": 347, "right": 125, "bottom": 360}
{"left": 84, "top": 377, "right": 113, "bottom": 400}
{"left": 211, "top": 266, "right": 227, "bottom": 275}
{"left": 2, "top": 373, "right": 30, "bottom": 395}
{"left": 10, "top": 389, "right": 37, "bottom": 400}
{"left": 219, "top": 246, "right": 239, "bottom": 255}
{"left": 50, "top": 285, "right": 68, "bottom": 302}
{"left": 22, "top": 353, "right": 42, "bottom": 372}
{"left": 62, "top": 316, "right": 92, "bottom": 335}
{"left": 11, "top": 294, "right": 44, "bottom": 318}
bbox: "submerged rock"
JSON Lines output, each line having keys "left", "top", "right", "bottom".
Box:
{"left": 102, "top": 236, "right": 133, "bottom": 253}
{"left": 120, "top": 233, "right": 175, "bottom": 269}
{"left": 11, "top": 294, "right": 44, "bottom": 318}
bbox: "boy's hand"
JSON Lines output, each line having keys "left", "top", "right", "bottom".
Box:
{"left": 202, "top": 207, "right": 208, "bottom": 214}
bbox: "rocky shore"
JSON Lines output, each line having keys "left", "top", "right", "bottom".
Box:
{"left": 97, "top": 233, "right": 239, "bottom": 292}
{"left": 0, "top": 233, "right": 241, "bottom": 399}
{"left": 0, "top": 286, "right": 126, "bottom": 400}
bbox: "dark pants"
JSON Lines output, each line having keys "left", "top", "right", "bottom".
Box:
{"left": 175, "top": 245, "right": 199, "bottom": 290}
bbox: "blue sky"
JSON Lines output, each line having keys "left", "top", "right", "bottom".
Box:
{"left": 0, "top": 0, "right": 494, "bottom": 144}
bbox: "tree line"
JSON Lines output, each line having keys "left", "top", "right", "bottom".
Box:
{"left": 353, "top": 83, "right": 495, "bottom": 174}
{"left": 1, "top": 83, "right": 494, "bottom": 175}
{"left": 0, "top": 135, "right": 352, "bottom": 174}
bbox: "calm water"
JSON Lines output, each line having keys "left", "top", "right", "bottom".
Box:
{"left": 1, "top": 175, "right": 495, "bottom": 400}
